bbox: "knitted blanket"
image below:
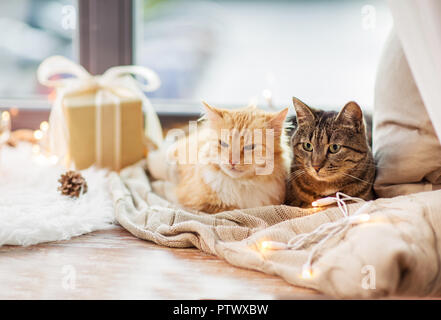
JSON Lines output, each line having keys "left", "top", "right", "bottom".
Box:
{"left": 110, "top": 162, "right": 441, "bottom": 298}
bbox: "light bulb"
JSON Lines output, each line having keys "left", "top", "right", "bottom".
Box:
{"left": 261, "top": 241, "right": 270, "bottom": 250}
{"left": 1, "top": 111, "right": 10, "bottom": 121}
{"left": 301, "top": 266, "right": 314, "bottom": 279}
{"left": 312, "top": 197, "right": 336, "bottom": 207}
{"left": 357, "top": 214, "right": 370, "bottom": 223}
{"left": 260, "top": 241, "right": 288, "bottom": 251}
{"left": 40, "top": 121, "right": 49, "bottom": 132}
{"left": 33, "top": 130, "right": 43, "bottom": 140}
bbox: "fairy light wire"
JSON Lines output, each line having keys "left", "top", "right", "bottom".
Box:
{"left": 260, "top": 192, "right": 374, "bottom": 279}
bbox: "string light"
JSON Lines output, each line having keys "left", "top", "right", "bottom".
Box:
{"left": 301, "top": 265, "right": 314, "bottom": 279}
{"left": 260, "top": 241, "right": 270, "bottom": 251}
{"left": 355, "top": 213, "right": 370, "bottom": 223}
{"left": 260, "top": 241, "right": 288, "bottom": 250}
{"left": 258, "top": 192, "right": 375, "bottom": 281}
{"left": 33, "top": 130, "right": 43, "bottom": 140}
{"left": 312, "top": 197, "right": 338, "bottom": 207}
{"left": 31, "top": 124, "right": 57, "bottom": 165}
{"left": 1, "top": 111, "right": 10, "bottom": 121}
{"left": 40, "top": 121, "right": 49, "bottom": 132}
{"left": 0, "top": 111, "right": 11, "bottom": 146}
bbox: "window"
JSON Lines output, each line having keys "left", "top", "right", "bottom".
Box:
{"left": 136, "top": 0, "right": 392, "bottom": 111}
{"left": 0, "top": 0, "right": 392, "bottom": 114}
{"left": 0, "top": 0, "right": 76, "bottom": 99}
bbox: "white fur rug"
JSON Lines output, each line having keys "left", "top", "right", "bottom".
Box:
{"left": 0, "top": 143, "right": 115, "bottom": 246}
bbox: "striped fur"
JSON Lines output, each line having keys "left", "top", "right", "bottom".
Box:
{"left": 285, "top": 98, "right": 375, "bottom": 207}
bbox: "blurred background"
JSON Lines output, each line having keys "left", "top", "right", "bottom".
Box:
{"left": 0, "top": 0, "right": 392, "bottom": 111}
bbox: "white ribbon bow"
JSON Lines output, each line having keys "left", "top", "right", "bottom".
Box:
{"left": 38, "top": 55, "right": 161, "bottom": 92}
{"left": 37, "top": 55, "right": 163, "bottom": 168}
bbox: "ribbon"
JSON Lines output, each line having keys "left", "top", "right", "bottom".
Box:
{"left": 37, "top": 55, "right": 163, "bottom": 169}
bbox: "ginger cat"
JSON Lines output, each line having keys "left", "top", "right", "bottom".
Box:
{"left": 148, "top": 102, "right": 291, "bottom": 213}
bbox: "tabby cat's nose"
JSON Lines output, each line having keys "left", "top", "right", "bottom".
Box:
{"left": 312, "top": 165, "right": 321, "bottom": 172}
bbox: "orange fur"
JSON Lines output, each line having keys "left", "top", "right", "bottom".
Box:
{"left": 173, "top": 103, "right": 291, "bottom": 213}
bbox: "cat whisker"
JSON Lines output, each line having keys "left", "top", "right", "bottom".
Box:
{"left": 287, "top": 170, "right": 306, "bottom": 183}
{"left": 288, "top": 173, "right": 306, "bottom": 184}
{"left": 290, "top": 171, "right": 307, "bottom": 183}
{"left": 340, "top": 172, "right": 374, "bottom": 185}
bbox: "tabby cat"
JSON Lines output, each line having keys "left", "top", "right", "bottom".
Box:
{"left": 285, "top": 97, "right": 375, "bottom": 207}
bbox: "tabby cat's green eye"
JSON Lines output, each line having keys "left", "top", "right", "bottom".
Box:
{"left": 329, "top": 144, "right": 341, "bottom": 153}
{"left": 302, "top": 142, "right": 313, "bottom": 152}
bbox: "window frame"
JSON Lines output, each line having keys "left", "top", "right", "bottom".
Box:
{"left": 78, "top": 0, "right": 133, "bottom": 74}
{"left": 0, "top": 0, "right": 201, "bottom": 129}
{"left": 0, "top": 0, "right": 135, "bottom": 106}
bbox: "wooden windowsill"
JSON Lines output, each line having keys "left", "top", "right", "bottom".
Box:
{"left": 1, "top": 99, "right": 201, "bottom": 131}
{"left": 0, "top": 226, "right": 323, "bottom": 299}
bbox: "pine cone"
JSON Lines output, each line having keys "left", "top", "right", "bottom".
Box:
{"left": 58, "top": 171, "right": 88, "bottom": 198}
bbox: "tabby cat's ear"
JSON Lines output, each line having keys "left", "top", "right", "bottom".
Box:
{"left": 269, "top": 108, "right": 289, "bottom": 133}
{"left": 202, "top": 101, "right": 223, "bottom": 122}
{"left": 336, "top": 101, "right": 363, "bottom": 127}
{"left": 292, "top": 97, "right": 315, "bottom": 125}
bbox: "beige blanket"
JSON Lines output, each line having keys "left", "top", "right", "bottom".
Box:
{"left": 110, "top": 162, "right": 441, "bottom": 299}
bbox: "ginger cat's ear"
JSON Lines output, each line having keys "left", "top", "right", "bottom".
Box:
{"left": 269, "top": 108, "right": 288, "bottom": 134}
{"left": 202, "top": 101, "right": 223, "bottom": 122}
{"left": 292, "top": 97, "right": 315, "bottom": 125}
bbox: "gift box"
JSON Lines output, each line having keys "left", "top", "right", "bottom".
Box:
{"left": 63, "top": 88, "right": 145, "bottom": 170}
{"left": 37, "top": 56, "right": 163, "bottom": 171}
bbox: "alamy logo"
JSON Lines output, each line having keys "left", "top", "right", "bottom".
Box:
{"left": 61, "top": 5, "right": 77, "bottom": 31}
{"left": 164, "top": 122, "right": 276, "bottom": 175}
{"left": 361, "top": 5, "right": 376, "bottom": 30}
{"left": 361, "top": 264, "right": 376, "bottom": 290}
{"left": 61, "top": 264, "right": 76, "bottom": 291}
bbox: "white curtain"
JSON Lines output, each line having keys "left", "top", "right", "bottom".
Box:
{"left": 388, "top": 0, "right": 441, "bottom": 143}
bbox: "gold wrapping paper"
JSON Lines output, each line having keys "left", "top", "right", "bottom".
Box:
{"left": 37, "top": 56, "right": 163, "bottom": 170}
{"left": 63, "top": 89, "right": 145, "bottom": 171}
